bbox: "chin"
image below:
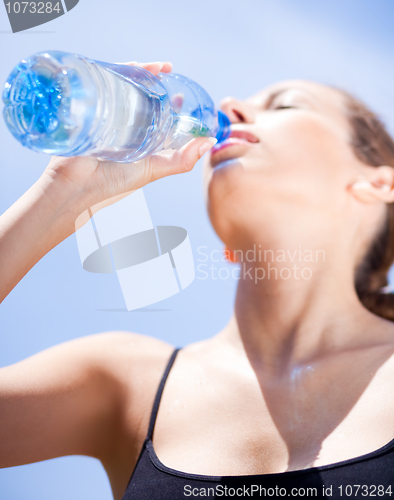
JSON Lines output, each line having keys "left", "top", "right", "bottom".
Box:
{"left": 206, "top": 159, "right": 250, "bottom": 242}
{"left": 207, "top": 158, "right": 245, "bottom": 200}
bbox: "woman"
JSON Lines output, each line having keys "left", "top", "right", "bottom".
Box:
{"left": 2, "top": 60, "right": 394, "bottom": 500}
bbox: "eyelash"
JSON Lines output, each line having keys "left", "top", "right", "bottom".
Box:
{"left": 274, "top": 105, "right": 296, "bottom": 110}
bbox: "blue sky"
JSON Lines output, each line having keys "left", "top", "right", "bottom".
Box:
{"left": 1, "top": 1, "right": 394, "bottom": 498}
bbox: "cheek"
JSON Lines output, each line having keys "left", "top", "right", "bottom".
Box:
{"left": 256, "top": 112, "right": 352, "bottom": 198}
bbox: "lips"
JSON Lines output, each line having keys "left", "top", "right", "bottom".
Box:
{"left": 229, "top": 130, "right": 260, "bottom": 143}
{"left": 209, "top": 129, "right": 260, "bottom": 167}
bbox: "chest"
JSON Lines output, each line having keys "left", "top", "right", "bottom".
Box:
{"left": 150, "top": 361, "right": 394, "bottom": 476}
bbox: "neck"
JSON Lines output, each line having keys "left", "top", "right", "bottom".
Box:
{"left": 221, "top": 241, "right": 376, "bottom": 375}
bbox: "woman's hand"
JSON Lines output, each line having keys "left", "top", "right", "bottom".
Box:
{"left": 42, "top": 61, "right": 216, "bottom": 211}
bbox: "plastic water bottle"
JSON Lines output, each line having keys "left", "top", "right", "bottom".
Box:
{"left": 2, "top": 51, "right": 231, "bottom": 163}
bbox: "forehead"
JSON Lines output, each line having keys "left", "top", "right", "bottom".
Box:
{"left": 245, "top": 80, "right": 350, "bottom": 132}
{"left": 248, "top": 80, "right": 342, "bottom": 104}
{"left": 249, "top": 80, "right": 346, "bottom": 114}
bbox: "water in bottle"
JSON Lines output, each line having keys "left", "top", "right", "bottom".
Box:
{"left": 2, "top": 51, "right": 231, "bottom": 163}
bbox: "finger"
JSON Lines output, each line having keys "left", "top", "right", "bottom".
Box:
{"left": 121, "top": 61, "right": 172, "bottom": 70}
{"left": 142, "top": 63, "right": 163, "bottom": 75}
{"left": 170, "top": 93, "right": 184, "bottom": 113}
{"left": 161, "top": 62, "right": 172, "bottom": 73}
{"left": 144, "top": 137, "right": 217, "bottom": 183}
{"left": 118, "top": 61, "right": 161, "bottom": 73}
{"left": 118, "top": 61, "right": 172, "bottom": 76}
{"left": 96, "top": 137, "right": 217, "bottom": 194}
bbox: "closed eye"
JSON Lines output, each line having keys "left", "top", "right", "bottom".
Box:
{"left": 274, "top": 105, "right": 296, "bottom": 110}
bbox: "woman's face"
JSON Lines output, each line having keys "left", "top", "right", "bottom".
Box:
{"left": 204, "top": 80, "right": 366, "bottom": 251}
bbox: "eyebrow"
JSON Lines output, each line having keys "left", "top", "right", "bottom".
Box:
{"left": 264, "top": 88, "right": 291, "bottom": 109}
{"left": 263, "top": 87, "right": 312, "bottom": 109}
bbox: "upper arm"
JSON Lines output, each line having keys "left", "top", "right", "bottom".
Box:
{"left": 0, "top": 331, "right": 173, "bottom": 468}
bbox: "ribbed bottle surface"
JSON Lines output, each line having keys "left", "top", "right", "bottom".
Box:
{"left": 3, "top": 51, "right": 230, "bottom": 162}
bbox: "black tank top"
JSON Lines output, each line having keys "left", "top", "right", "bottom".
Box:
{"left": 122, "top": 348, "right": 394, "bottom": 499}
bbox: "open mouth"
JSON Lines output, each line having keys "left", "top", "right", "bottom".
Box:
{"left": 209, "top": 129, "right": 260, "bottom": 166}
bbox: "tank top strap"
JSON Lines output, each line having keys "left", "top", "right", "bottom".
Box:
{"left": 146, "top": 347, "right": 181, "bottom": 441}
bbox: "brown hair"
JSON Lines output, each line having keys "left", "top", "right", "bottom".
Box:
{"left": 341, "top": 89, "right": 394, "bottom": 321}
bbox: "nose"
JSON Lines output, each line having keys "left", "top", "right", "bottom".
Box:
{"left": 219, "top": 97, "right": 256, "bottom": 124}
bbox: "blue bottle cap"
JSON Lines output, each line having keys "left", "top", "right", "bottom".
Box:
{"left": 216, "top": 110, "right": 231, "bottom": 143}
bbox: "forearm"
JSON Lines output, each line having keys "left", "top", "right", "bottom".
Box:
{"left": 0, "top": 127, "right": 214, "bottom": 303}
{"left": 0, "top": 171, "right": 91, "bottom": 302}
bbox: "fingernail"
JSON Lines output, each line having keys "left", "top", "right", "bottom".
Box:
{"left": 199, "top": 138, "right": 218, "bottom": 157}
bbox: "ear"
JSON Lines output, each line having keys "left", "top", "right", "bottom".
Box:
{"left": 349, "top": 165, "right": 394, "bottom": 203}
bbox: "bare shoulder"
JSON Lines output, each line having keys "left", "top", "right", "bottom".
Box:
{"left": 1, "top": 330, "right": 175, "bottom": 422}
{"left": 58, "top": 330, "right": 176, "bottom": 386}
{"left": 55, "top": 331, "right": 177, "bottom": 449}
{"left": 82, "top": 332, "right": 177, "bottom": 479}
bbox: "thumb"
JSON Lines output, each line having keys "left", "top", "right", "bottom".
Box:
{"left": 145, "top": 137, "right": 218, "bottom": 183}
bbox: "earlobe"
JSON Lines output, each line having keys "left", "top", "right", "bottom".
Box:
{"left": 350, "top": 179, "right": 381, "bottom": 203}
{"left": 352, "top": 181, "right": 373, "bottom": 191}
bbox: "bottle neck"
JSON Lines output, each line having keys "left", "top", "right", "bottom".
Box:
{"left": 216, "top": 110, "right": 231, "bottom": 143}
